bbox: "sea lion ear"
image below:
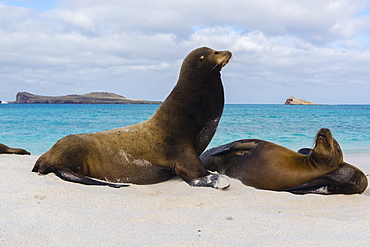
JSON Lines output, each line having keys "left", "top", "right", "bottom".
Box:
{"left": 199, "top": 55, "right": 204, "bottom": 61}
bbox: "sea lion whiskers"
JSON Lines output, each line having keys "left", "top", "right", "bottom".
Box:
{"left": 210, "top": 51, "right": 232, "bottom": 71}
{"left": 210, "top": 60, "right": 229, "bottom": 71}
{"left": 210, "top": 64, "right": 219, "bottom": 71}
{"left": 318, "top": 132, "right": 330, "bottom": 150}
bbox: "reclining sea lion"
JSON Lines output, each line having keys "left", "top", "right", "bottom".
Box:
{"left": 0, "top": 143, "right": 30, "bottom": 155}
{"left": 200, "top": 128, "right": 367, "bottom": 194}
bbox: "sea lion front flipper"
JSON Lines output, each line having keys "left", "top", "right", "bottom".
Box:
{"left": 297, "top": 148, "right": 312, "bottom": 155}
{"left": 174, "top": 151, "right": 230, "bottom": 189}
{"left": 211, "top": 141, "right": 257, "bottom": 156}
{"left": 188, "top": 174, "right": 230, "bottom": 189}
{"left": 53, "top": 170, "right": 130, "bottom": 188}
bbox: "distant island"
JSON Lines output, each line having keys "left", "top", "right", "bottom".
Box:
{"left": 284, "top": 96, "right": 317, "bottom": 105}
{"left": 15, "top": 92, "right": 161, "bottom": 104}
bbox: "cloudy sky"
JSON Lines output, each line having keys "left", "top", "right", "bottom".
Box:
{"left": 1, "top": 0, "right": 369, "bottom": 104}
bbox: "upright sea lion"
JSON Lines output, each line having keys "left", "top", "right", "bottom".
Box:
{"left": 32, "top": 47, "right": 232, "bottom": 189}
{"left": 285, "top": 148, "right": 368, "bottom": 194}
{"left": 200, "top": 128, "right": 347, "bottom": 193}
{"left": 0, "top": 143, "right": 30, "bottom": 155}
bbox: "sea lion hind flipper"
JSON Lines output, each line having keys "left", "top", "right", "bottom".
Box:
{"left": 11, "top": 148, "right": 31, "bottom": 155}
{"left": 211, "top": 141, "right": 257, "bottom": 156}
{"left": 284, "top": 179, "right": 335, "bottom": 195}
{"left": 188, "top": 174, "right": 230, "bottom": 189}
{"left": 54, "top": 170, "right": 130, "bottom": 188}
{"left": 286, "top": 162, "right": 368, "bottom": 195}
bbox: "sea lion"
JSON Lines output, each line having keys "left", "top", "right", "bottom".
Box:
{"left": 284, "top": 148, "right": 368, "bottom": 194}
{"left": 0, "top": 143, "right": 30, "bottom": 155}
{"left": 32, "top": 47, "right": 232, "bottom": 189}
{"left": 200, "top": 128, "right": 346, "bottom": 192}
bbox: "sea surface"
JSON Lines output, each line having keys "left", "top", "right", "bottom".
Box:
{"left": 1, "top": 104, "right": 370, "bottom": 155}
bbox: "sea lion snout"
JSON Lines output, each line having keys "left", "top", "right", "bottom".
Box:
{"left": 312, "top": 128, "right": 343, "bottom": 167}
{"left": 214, "top": 50, "right": 232, "bottom": 68}
{"left": 317, "top": 128, "right": 331, "bottom": 139}
{"left": 314, "top": 128, "right": 335, "bottom": 150}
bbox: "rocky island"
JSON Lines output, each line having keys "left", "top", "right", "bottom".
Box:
{"left": 15, "top": 92, "right": 161, "bottom": 104}
{"left": 284, "top": 96, "right": 317, "bottom": 105}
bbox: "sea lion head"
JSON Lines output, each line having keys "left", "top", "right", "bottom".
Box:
{"left": 310, "top": 128, "right": 343, "bottom": 167}
{"left": 179, "top": 47, "right": 232, "bottom": 83}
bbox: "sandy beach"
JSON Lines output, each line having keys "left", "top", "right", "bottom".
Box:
{"left": 1, "top": 154, "right": 369, "bottom": 246}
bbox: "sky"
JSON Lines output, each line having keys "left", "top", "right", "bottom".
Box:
{"left": 0, "top": 0, "right": 369, "bottom": 104}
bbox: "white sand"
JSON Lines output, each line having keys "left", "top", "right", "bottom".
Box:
{"left": 1, "top": 154, "right": 369, "bottom": 247}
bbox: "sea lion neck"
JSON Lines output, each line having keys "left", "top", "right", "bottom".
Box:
{"left": 309, "top": 128, "right": 343, "bottom": 169}
{"left": 149, "top": 47, "right": 231, "bottom": 137}
{"left": 149, "top": 72, "right": 224, "bottom": 140}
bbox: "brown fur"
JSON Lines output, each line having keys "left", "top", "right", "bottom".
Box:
{"left": 200, "top": 128, "right": 345, "bottom": 191}
{"left": 286, "top": 162, "right": 368, "bottom": 194}
{"left": 0, "top": 143, "right": 30, "bottom": 155}
{"left": 32, "top": 47, "right": 232, "bottom": 188}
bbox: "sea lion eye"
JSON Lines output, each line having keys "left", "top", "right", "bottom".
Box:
{"left": 214, "top": 51, "right": 219, "bottom": 55}
{"left": 199, "top": 55, "right": 204, "bottom": 61}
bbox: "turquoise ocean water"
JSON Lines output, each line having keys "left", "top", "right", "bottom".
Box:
{"left": 1, "top": 104, "right": 369, "bottom": 155}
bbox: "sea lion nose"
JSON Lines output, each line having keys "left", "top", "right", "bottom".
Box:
{"left": 217, "top": 51, "right": 232, "bottom": 67}
{"left": 223, "top": 51, "right": 232, "bottom": 59}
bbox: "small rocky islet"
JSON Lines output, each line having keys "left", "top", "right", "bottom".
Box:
{"left": 284, "top": 96, "right": 317, "bottom": 105}
{"left": 14, "top": 92, "right": 161, "bottom": 104}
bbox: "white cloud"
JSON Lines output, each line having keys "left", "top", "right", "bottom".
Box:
{"left": 0, "top": 1, "right": 369, "bottom": 103}
{"left": 0, "top": 4, "right": 34, "bottom": 22}
{"left": 49, "top": 9, "right": 97, "bottom": 34}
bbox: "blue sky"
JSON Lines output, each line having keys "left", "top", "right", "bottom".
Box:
{"left": 1, "top": 0, "right": 57, "bottom": 11}
{"left": 1, "top": 0, "right": 369, "bottom": 104}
